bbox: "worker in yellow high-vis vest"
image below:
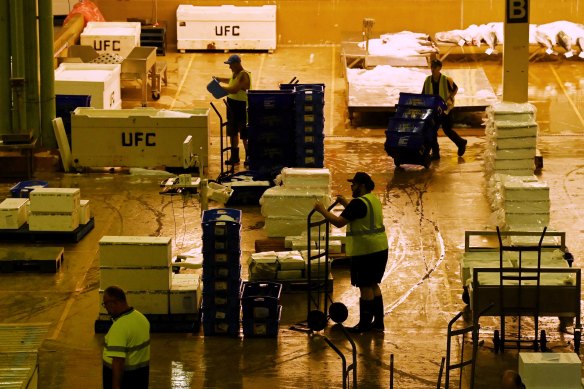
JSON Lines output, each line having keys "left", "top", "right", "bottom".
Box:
{"left": 215, "top": 54, "right": 252, "bottom": 166}
{"left": 422, "top": 59, "right": 467, "bottom": 160}
{"left": 102, "top": 286, "right": 150, "bottom": 389}
{"left": 314, "top": 172, "right": 388, "bottom": 333}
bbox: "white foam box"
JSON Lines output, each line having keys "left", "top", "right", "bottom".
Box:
{"left": 100, "top": 267, "right": 171, "bottom": 291}
{"left": 280, "top": 167, "right": 331, "bottom": 188}
{"left": 99, "top": 236, "right": 172, "bottom": 267}
{"left": 491, "top": 148, "right": 536, "bottom": 160}
{"left": 177, "top": 5, "right": 276, "bottom": 51}
{"left": 29, "top": 188, "right": 80, "bottom": 213}
{"left": 0, "top": 198, "right": 29, "bottom": 229}
{"left": 80, "top": 22, "right": 141, "bottom": 58}
{"left": 519, "top": 352, "right": 581, "bottom": 389}
{"left": 99, "top": 289, "right": 169, "bottom": 315}
{"left": 170, "top": 273, "right": 202, "bottom": 314}
{"left": 504, "top": 200, "right": 550, "bottom": 214}
{"left": 264, "top": 216, "right": 326, "bottom": 238}
{"left": 495, "top": 136, "right": 537, "bottom": 150}
{"left": 492, "top": 158, "right": 534, "bottom": 170}
{"left": 503, "top": 180, "right": 549, "bottom": 202}
{"left": 54, "top": 63, "right": 122, "bottom": 109}
{"left": 493, "top": 121, "right": 538, "bottom": 138}
{"left": 71, "top": 107, "right": 210, "bottom": 169}
{"left": 28, "top": 211, "right": 79, "bottom": 232}
{"left": 505, "top": 212, "right": 550, "bottom": 226}
{"left": 260, "top": 186, "right": 331, "bottom": 218}
{"left": 276, "top": 270, "right": 303, "bottom": 280}
{"left": 80, "top": 199, "right": 91, "bottom": 224}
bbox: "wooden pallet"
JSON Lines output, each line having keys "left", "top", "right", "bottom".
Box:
{"left": 94, "top": 312, "right": 201, "bottom": 334}
{"left": 0, "top": 246, "right": 64, "bottom": 273}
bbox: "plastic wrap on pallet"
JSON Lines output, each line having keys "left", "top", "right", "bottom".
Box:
{"left": 486, "top": 102, "right": 537, "bottom": 122}
{"left": 275, "top": 167, "right": 331, "bottom": 188}
{"left": 260, "top": 186, "right": 331, "bottom": 218}
{"left": 264, "top": 215, "right": 327, "bottom": 238}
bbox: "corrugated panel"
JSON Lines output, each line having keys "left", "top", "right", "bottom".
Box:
{"left": 0, "top": 324, "right": 50, "bottom": 353}
{"left": 0, "top": 352, "right": 37, "bottom": 388}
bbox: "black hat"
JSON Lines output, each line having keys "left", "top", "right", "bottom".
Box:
{"left": 431, "top": 59, "right": 442, "bottom": 68}
{"left": 348, "top": 172, "right": 375, "bottom": 191}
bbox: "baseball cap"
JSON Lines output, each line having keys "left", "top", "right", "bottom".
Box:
{"left": 224, "top": 54, "right": 241, "bottom": 64}
{"left": 348, "top": 172, "right": 375, "bottom": 191}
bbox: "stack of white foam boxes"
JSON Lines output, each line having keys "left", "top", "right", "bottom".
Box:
{"left": 28, "top": 188, "right": 81, "bottom": 231}
{"left": 0, "top": 198, "right": 29, "bottom": 230}
{"left": 99, "top": 236, "right": 201, "bottom": 316}
{"left": 483, "top": 102, "right": 550, "bottom": 230}
{"left": 259, "top": 168, "right": 331, "bottom": 237}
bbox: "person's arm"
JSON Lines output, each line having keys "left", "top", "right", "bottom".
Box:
{"left": 222, "top": 72, "right": 250, "bottom": 94}
{"left": 314, "top": 200, "right": 349, "bottom": 228}
{"left": 447, "top": 78, "right": 458, "bottom": 100}
{"left": 111, "top": 357, "right": 125, "bottom": 389}
{"left": 213, "top": 76, "right": 229, "bottom": 83}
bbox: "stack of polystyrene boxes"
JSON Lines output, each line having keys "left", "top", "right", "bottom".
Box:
{"left": 500, "top": 175, "right": 550, "bottom": 230}
{"left": 201, "top": 209, "right": 242, "bottom": 336}
{"left": 99, "top": 236, "right": 201, "bottom": 316}
{"left": 484, "top": 102, "right": 538, "bottom": 179}
{"left": 0, "top": 198, "right": 29, "bottom": 229}
{"left": 259, "top": 168, "right": 331, "bottom": 237}
{"left": 28, "top": 188, "right": 80, "bottom": 231}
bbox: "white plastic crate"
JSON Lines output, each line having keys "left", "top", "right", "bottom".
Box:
{"left": 54, "top": 63, "right": 121, "bottom": 109}
{"left": 177, "top": 5, "right": 276, "bottom": 52}
{"left": 81, "top": 22, "right": 141, "bottom": 58}
{"left": 71, "top": 108, "right": 210, "bottom": 169}
{"left": 0, "top": 198, "right": 29, "bottom": 229}
{"left": 99, "top": 236, "right": 172, "bottom": 267}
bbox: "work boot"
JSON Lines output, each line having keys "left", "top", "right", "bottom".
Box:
{"left": 457, "top": 139, "right": 467, "bottom": 157}
{"left": 226, "top": 147, "right": 240, "bottom": 165}
{"left": 348, "top": 299, "right": 373, "bottom": 333}
{"left": 372, "top": 295, "right": 385, "bottom": 331}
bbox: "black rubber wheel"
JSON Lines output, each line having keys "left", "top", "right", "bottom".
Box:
{"left": 152, "top": 91, "right": 161, "bottom": 100}
{"left": 540, "top": 330, "right": 547, "bottom": 352}
{"left": 329, "top": 302, "right": 349, "bottom": 324}
{"left": 307, "top": 310, "right": 328, "bottom": 331}
{"left": 493, "top": 330, "right": 500, "bottom": 353}
{"left": 462, "top": 288, "right": 470, "bottom": 305}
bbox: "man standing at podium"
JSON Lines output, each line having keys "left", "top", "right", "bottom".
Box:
{"left": 215, "top": 54, "right": 252, "bottom": 166}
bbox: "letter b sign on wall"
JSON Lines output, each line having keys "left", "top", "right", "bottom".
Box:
{"left": 506, "top": 0, "right": 529, "bottom": 23}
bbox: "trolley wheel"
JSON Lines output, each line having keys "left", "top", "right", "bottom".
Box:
{"left": 574, "top": 329, "right": 581, "bottom": 354}
{"left": 461, "top": 288, "right": 470, "bottom": 305}
{"left": 329, "top": 302, "right": 349, "bottom": 324}
{"left": 307, "top": 310, "right": 328, "bottom": 332}
{"left": 152, "top": 91, "right": 161, "bottom": 100}
{"left": 493, "top": 330, "right": 501, "bottom": 353}
{"left": 540, "top": 330, "right": 547, "bottom": 352}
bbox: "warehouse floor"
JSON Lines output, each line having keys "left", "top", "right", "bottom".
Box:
{"left": 1, "top": 47, "right": 584, "bottom": 388}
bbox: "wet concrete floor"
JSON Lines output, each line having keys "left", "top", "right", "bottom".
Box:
{"left": 1, "top": 48, "right": 584, "bottom": 388}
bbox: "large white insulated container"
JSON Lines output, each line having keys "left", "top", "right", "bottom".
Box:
{"left": 519, "top": 352, "right": 581, "bottom": 389}
{"left": 177, "top": 5, "right": 276, "bottom": 52}
{"left": 71, "top": 108, "right": 210, "bottom": 169}
{"left": 80, "top": 22, "right": 141, "bottom": 58}
{"left": 100, "top": 267, "right": 172, "bottom": 291}
{"left": 170, "top": 273, "right": 202, "bottom": 314}
{"left": 99, "top": 289, "right": 169, "bottom": 315}
{"left": 0, "top": 198, "right": 29, "bottom": 229}
{"left": 28, "top": 211, "right": 80, "bottom": 232}
{"left": 99, "top": 236, "right": 172, "bottom": 267}
{"left": 28, "top": 188, "right": 80, "bottom": 213}
{"left": 54, "top": 63, "right": 122, "bottom": 109}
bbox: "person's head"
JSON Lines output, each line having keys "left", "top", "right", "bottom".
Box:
{"left": 224, "top": 54, "right": 243, "bottom": 72}
{"left": 430, "top": 59, "right": 442, "bottom": 78}
{"left": 501, "top": 370, "right": 526, "bottom": 389}
{"left": 348, "top": 172, "right": 375, "bottom": 197}
{"left": 102, "top": 285, "right": 129, "bottom": 317}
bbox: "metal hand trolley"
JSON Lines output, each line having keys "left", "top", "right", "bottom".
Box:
{"left": 210, "top": 100, "right": 235, "bottom": 181}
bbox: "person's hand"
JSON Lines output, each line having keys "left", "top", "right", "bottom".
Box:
{"left": 314, "top": 200, "right": 326, "bottom": 214}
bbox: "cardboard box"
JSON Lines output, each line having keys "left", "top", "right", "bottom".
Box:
{"left": 99, "top": 236, "right": 172, "bottom": 267}
{"left": 0, "top": 198, "right": 29, "bottom": 229}
{"left": 28, "top": 188, "right": 81, "bottom": 213}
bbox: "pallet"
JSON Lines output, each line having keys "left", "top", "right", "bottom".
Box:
{"left": 0, "top": 218, "right": 95, "bottom": 243}
{"left": 249, "top": 274, "right": 334, "bottom": 293}
{"left": 94, "top": 312, "right": 201, "bottom": 334}
{"left": 254, "top": 238, "right": 347, "bottom": 262}
{"left": 0, "top": 246, "right": 64, "bottom": 273}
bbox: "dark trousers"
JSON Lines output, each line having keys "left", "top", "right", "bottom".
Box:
{"left": 432, "top": 111, "right": 465, "bottom": 155}
{"left": 103, "top": 365, "right": 149, "bottom": 389}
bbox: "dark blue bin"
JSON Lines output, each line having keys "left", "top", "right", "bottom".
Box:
{"left": 56, "top": 94, "right": 91, "bottom": 141}
{"left": 397, "top": 93, "right": 447, "bottom": 111}
{"left": 247, "top": 90, "right": 295, "bottom": 112}
{"left": 9, "top": 180, "right": 49, "bottom": 198}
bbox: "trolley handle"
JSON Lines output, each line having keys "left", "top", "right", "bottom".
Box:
{"left": 308, "top": 198, "right": 341, "bottom": 221}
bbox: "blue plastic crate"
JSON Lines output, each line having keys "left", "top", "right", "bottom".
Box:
{"left": 242, "top": 281, "right": 283, "bottom": 299}
{"left": 242, "top": 296, "right": 280, "bottom": 319}
{"left": 294, "top": 90, "right": 325, "bottom": 108}
{"left": 202, "top": 303, "right": 241, "bottom": 318}
{"left": 279, "top": 83, "right": 326, "bottom": 91}
{"left": 248, "top": 145, "right": 293, "bottom": 161}
{"left": 295, "top": 134, "right": 324, "bottom": 149}
{"left": 295, "top": 111, "right": 324, "bottom": 124}
{"left": 397, "top": 93, "right": 447, "bottom": 111}
{"left": 9, "top": 180, "right": 49, "bottom": 198}
{"left": 242, "top": 305, "right": 282, "bottom": 338}
{"left": 294, "top": 121, "right": 325, "bottom": 137}
{"left": 387, "top": 118, "right": 435, "bottom": 135}
{"left": 202, "top": 290, "right": 242, "bottom": 309}
{"left": 202, "top": 250, "right": 241, "bottom": 265}
{"left": 248, "top": 90, "right": 295, "bottom": 112}
{"left": 203, "top": 262, "right": 242, "bottom": 280}
{"left": 248, "top": 112, "right": 295, "bottom": 129}
{"left": 202, "top": 309, "right": 241, "bottom": 337}
{"left": 394, "top": 105, "right": 437, "bottom": 121}
{"left": 247, "top": 127, "right": 294, "bottom": 146}
{"left": 202, "top": 208, "right": 242, "bottom": 224}
{"left": 202, "top": 233, "right": 241, "bottom": 252}
{"left": 202, "top": 277, "right": 242, "bottom": 296}
{"left": 385, "top": 132, "right": 426, "bottom": 150}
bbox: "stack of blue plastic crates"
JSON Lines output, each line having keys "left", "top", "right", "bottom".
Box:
{"left": 292, "top": 84, "right": 325, "bottom": 168}
{"left": 241, "top": 281, "right": 282, "bottom": 338}
{"left": 384, "top": 92, "right": 447, "bottom": 167}
{"left": 201, "top": 208, "right": 242, "bottom": 336}
{"left": 247, "top": 90, "right": 296, "bottom": 173}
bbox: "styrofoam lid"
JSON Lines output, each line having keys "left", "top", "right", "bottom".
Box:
{"left": 99, "top": 236, "right": 172, "bottom": 245}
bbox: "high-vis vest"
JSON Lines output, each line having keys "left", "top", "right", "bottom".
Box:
{"left": 103, "top": 308, "right": 150, "bottom": 371}
{"left": 227, "top": 70, "right": 251, "bottom": 101}
{"left": 423, "top": 74, "right": 454, "bottom": 113}
{"left": 346, "top": 193, "right": 388, "bottom": 256}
